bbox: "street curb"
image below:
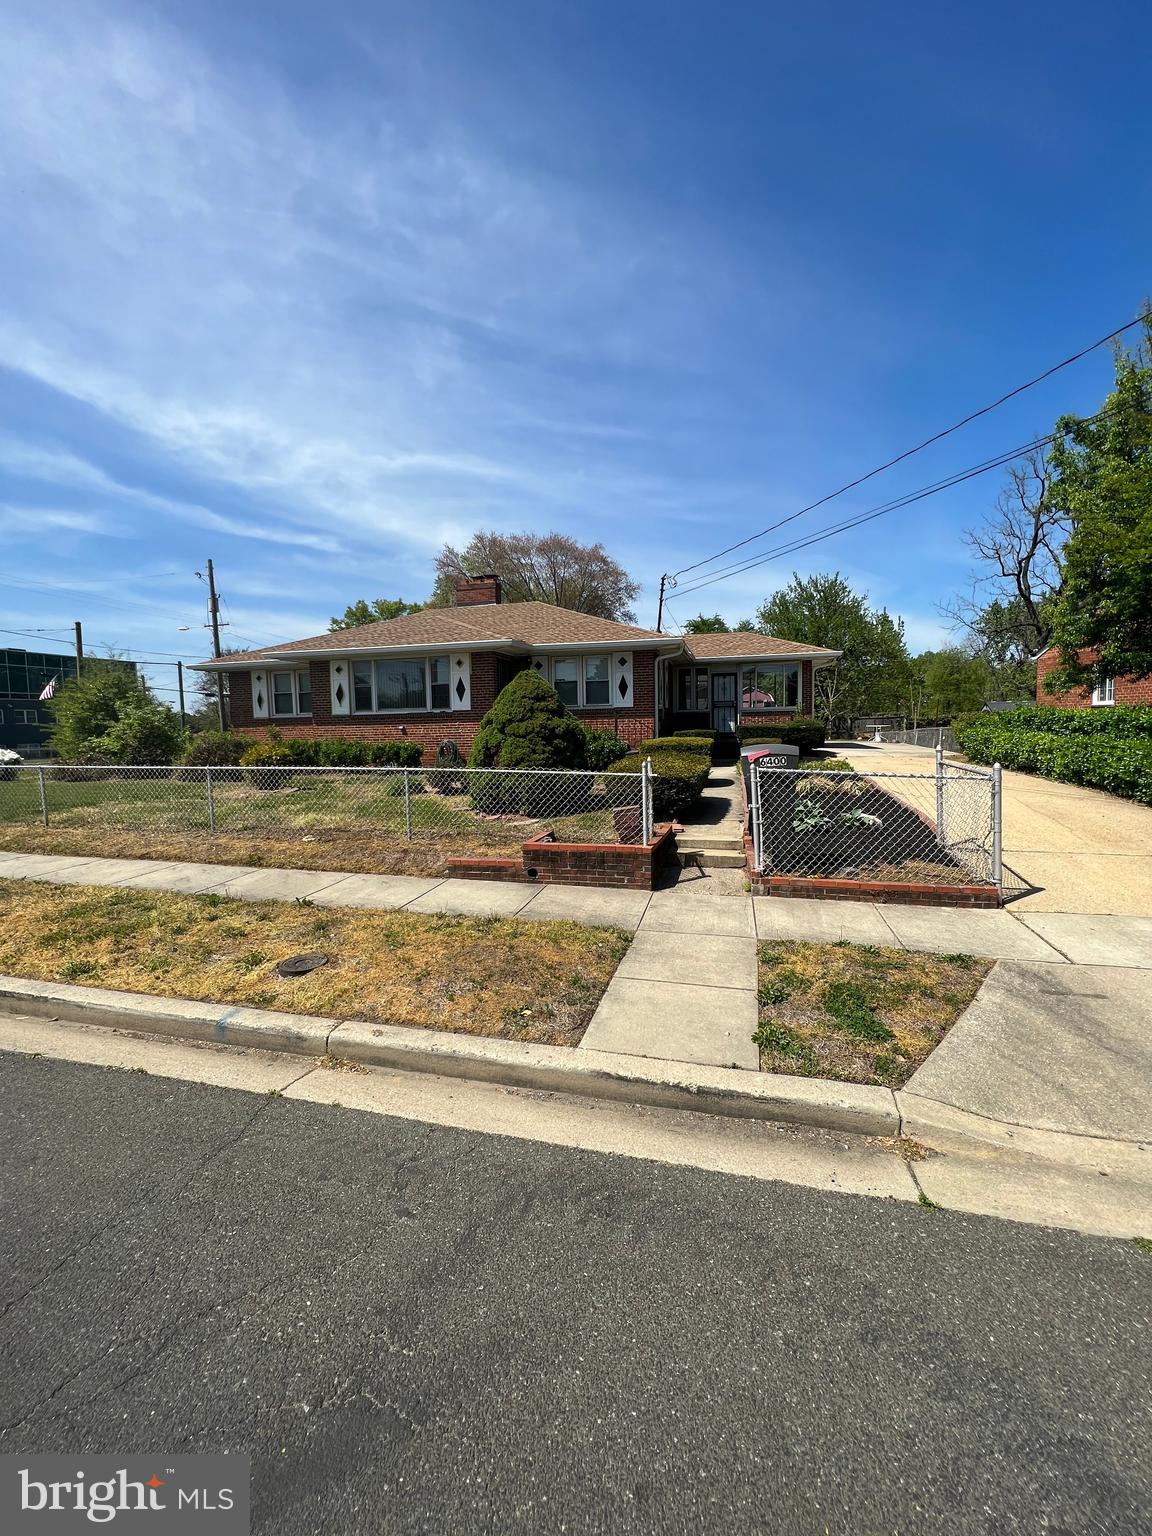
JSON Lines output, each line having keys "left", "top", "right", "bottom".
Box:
{"left": 0, "top": 974, "right": 900, "bottom": 1139}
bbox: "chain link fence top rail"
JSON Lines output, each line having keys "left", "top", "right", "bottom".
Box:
{"left": 0, "top": 762, "right": 651, "bottom": 853}
{"left": 750, "top": 760, "right": 998, "bottom": 887}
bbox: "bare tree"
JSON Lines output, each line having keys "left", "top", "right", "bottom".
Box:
{"left": 431, "top": 530, "right": 641, "bottom": 621}
{"left": 944, "top": 446, "right": 1069, "bottom": 664}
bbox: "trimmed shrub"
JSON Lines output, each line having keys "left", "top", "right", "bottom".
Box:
{"left": 240, "top": 743, "right": 299, "bottom": 790}
{"left": 638, "top": 736, "right": 713, "bottom": 759}
{"left": 583, "top": 727, "right": 631, "bottom": 770}
{"left": 673, "top": 728, "right": 717, "bottom": 740}
{"left": 469, "top": 768, "right": 595, "bottom": 818}
{"left": 366, "top": 740, "right": 422, "bottom": 767}
{"left": 469, "top": 672, "right": 587, "bottom": 770}
{"left": 737, "top": 716, "right": 825, "bottom": 752}
{"left": 954, "top": 716, "right": 1152, "bottom": 805}
{"left": 609, "top": 750, "right": 710, "bottom": 822}
{"left": 308, "top": 739, "right": 368, "bottom": 767}
{"left": 182, "top": 731, "right": 249, "bottom": 766}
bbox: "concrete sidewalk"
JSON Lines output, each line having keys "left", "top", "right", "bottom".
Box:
{"left": 5, "top": 848, "right": 1151, "bottom": 965}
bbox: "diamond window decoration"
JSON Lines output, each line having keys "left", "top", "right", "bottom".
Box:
{"left": 455, "top": 677, "right": 467, "bottom": 702}
{"left": 617, "top": 675, "right": 629, "bottom": 700}
{"left": 335, "top": 683, "right": 345, "bottom": 705}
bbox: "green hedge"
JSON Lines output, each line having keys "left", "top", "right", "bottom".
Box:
{"left": 736, "top": 717, "right": 825, "bottom": 751}
{"left": 954, "top": 705, "right": 1152, "bottom": 740}
{"left": 673, "top": 728, "right": 717, "bottom": 740}
{"left": 275, "top": 737, "right": 422, "bottom": 768}
{"left": 611, "top": 750, "right": 710, "bottom": 821}
{"left": 954, "top": 717, "right": 1152, "bottom": 805}
{"left": 637, "top": 736, "right": 714, "bottom": 758}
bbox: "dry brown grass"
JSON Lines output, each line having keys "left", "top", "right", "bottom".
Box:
{"left": 756, "top": 940, "right": 991, "bottom": 1087}
{"left": 0, "top": 878, "right": 630, "bottom": 1047}
{"left": 0, "top": 825, "right": 502, "bottom": 878}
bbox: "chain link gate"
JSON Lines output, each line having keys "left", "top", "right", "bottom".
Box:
{"left": 750, "top": 751, "right": 1002, "bottom": 893}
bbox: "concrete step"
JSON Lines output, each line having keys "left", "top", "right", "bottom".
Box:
{"left": 676, "top": 848, "right": 748, "bottom": 869}
{"left": 675, "top": 830, "right": 744, "bottom": 849}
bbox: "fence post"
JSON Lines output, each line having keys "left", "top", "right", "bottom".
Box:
{"left": 37, "top": 766, "right": 49, "bottom": 827}
{"left": 750, "top": 759, "right": 762, "bottom": 872}
{"left": 403, "top": 768, "right": 413, "bottom": 840}
{"left": 991, "top": 762, "right": 1003, "bottom": 894}
{"left": 641, "top": 756, "right": 653, "bottom": 846}
{"left": 205, "top": 766, "right": 216, "bottom": 833}
{"left": 935, "top": 744, "right": 945, "bottom": 847}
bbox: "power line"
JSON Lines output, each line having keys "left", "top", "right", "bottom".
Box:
{"left": 669, "top": 312, "right": 1146, "bottom": 583}
{"left": 670, "top": 405, "right": 1127, "bottom": 599}
{"left": 0, "top": 626, "right": 75, "bottom": 645}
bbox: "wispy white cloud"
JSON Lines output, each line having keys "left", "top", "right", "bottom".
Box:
{"left": 1, "top": 505, "right": 113, "bottom": 535}
{"left": 0, "top": 4, "right": 782, "bottom": 572}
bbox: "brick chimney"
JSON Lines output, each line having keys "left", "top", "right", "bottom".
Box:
{"left": 454, "top": 573, "right": 502, "bottom": 606}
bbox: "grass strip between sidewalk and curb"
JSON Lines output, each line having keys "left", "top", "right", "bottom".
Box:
{"left": 755, "top": 940, "right": 991, "bottom": 1087}
{"left": 0, "top": 878, "right": 630, "bottom": 1046}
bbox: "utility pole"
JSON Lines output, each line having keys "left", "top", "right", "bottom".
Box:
{"left": 176, "top": 660, "right": 187, "bottom": 729}
{"left": 655, "top": 574, "right": 667, "bottom": 632}
{"left": 206, "top": 558, "right": 226, "bottom": 730}
{"left": 73, "top": 620, "right": 84, "bottom": 679}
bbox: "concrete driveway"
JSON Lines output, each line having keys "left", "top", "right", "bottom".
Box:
{"left": 831, "top": 741, "right": 1152, "bottom": 915}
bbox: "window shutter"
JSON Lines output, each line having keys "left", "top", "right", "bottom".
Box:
{"left": 613, "top": 652, "right": 634, "bottom": 707}
{"left": 329, "top": 659, "right": 351, "bottom": 716}
{"left": 529, "top": 656, "right": 548, "bottom": 677}
{"left": 250, "top": 670, "right": 270, "bottom": 720}
{"left": 449, "top": 653, "right": 472, "bottom": 710}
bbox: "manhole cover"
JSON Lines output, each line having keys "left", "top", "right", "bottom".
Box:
{"left": 276, "top": 953, "right": 330, "bottom": 978}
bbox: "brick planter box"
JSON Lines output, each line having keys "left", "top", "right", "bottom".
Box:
{"left": 447, "top": 824, "right": 676, "bottom": 891}
{"left": 742, "top": 834, "right": 1001, "bottom": 907}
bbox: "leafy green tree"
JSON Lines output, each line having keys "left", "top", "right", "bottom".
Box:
{"left": 49, "top": 661, "right": 184, "bottom": 763}
{"left": 329, "top": 597, "right": 423, "bottom": 631}
{"left": 917, "top": 648, "right": 993, "bottom": 718}
{"left": 755, "top": 573, "right": 911, "bottom": 730}
{"left": 1046, "top": 316, "right": 1152, "bottom": 691}
{"left": 683, "top": 613, "right": 729, "bottom": 633}
{"left": 431, "top": 531, "right": 641, "bottom": 621}
{"left": 468, "top": 671, "right": 587, "bottom": 768}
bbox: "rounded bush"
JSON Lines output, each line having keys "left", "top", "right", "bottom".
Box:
{"left": 240, "top": 743, "right": 298, "bottom": 791}
{"left": 583, "top": 728, "right": 631, "bottom": 770}
{"left": 468, "top": 672, "right": 587, "bottom": 770}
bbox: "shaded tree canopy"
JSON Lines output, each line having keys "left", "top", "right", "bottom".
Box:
{"left": 1046, "top": 315, "right": 1152, "bottom": 690}
{"left": 329, "top": 597, "right": 424, "bottom": 631}
{"left": 431, "top": 531, "right": 641, "bottom": 621}
{"left": 683, "top": 613, "right": 729, "bottom": 633}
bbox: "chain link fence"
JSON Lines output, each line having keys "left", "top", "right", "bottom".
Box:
{"left": 853, "top": 725, "right": 959, "bottom": 751}
{"left": 750, "top": 755, "right": 1001, "bottom": 889}
{"left": 0, "top": 762, "right": 652, "bottom": 853}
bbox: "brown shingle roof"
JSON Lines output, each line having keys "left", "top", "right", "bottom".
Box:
{"left": 201, "top": 602, "right": 677, "bottom": 666}
{"left": 682, "top": 633, "right": 841, "bottom": 660}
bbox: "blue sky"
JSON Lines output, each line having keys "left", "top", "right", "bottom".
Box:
{"left": 1, "top": 0, "right": 1148, "bottom": 698}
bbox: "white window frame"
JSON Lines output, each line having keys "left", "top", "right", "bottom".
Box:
{"left": 270, "top": 668, "right": 313, "bottom": 718}
{"left": 544, "top": 654, "right": 618, "bottom": 709}
{"left": 350, "top": 655, "right": 453, "bottom": 715}
{"left": 1091, "top": 676, "right": 1115, "bottom": 706}
{"left": 14, "top": 707, "right": 40, "bottom": 725}
{"left": 740, "top": 663, "right": 801, "bottom": 714}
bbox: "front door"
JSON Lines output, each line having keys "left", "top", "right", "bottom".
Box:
{"left": 711, "top": 672, "right": 737, "bottom": 733}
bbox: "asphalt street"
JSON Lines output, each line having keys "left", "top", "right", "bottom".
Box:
{"left": 1, "top": 1050, "right": 1149, "bottom": 1535}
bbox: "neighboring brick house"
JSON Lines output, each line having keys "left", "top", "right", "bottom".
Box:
{"left": 199, "top": 575, "right": 840, "bottom": 752}
{"left": 1035, "top": 647, "right": 1152, "bottom": 709}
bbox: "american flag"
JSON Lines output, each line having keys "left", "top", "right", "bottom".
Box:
{"left": 39, "top": 675, "right": 58, "bottom": 701}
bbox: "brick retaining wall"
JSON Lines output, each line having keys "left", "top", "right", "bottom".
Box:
{"left": 447, "top": 824, "right": 675, "bottom": 890}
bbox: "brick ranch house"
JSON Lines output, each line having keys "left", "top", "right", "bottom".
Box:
{"left": 1035, "top": 646, "right": 1152, "bottom": 709}
{"left": 199, "top": 574, "right": 840, "bottom": 752}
